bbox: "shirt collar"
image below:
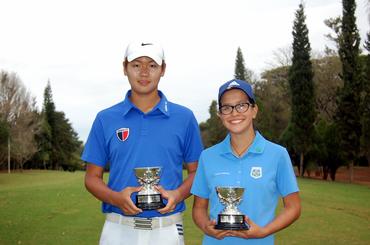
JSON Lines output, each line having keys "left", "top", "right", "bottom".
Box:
{"left": 220, "top": 131, "right": 266, "bottom": 158}
{"left": 121, "top": 90, "right": 170, "bottom": 117}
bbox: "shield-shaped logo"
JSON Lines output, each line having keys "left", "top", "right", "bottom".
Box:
{"left": 116, "top": 128, "right": 129, "bottom": 141}
{"left": 250, "top": 167, "right": 262, "bottom": 179}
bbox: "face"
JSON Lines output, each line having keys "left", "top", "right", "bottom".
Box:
{"left": 218, "top": 89, "right": 258, "bottom": 135}
{"left": 124, "top": 56, "right": 166, "bottom": 96}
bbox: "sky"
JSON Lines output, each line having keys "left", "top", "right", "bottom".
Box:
{"left": 0, "top": 0, "right": 369, "bottom": 143}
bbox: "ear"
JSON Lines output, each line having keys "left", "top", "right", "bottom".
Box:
{"left": 123, "top": 61, "right": 128, "bottom": 76}
{"left": 252, "top": 104, "right": 258, "bottom": 119}
{"left": 160, "top": 62, "right": 166, "bottom": 77}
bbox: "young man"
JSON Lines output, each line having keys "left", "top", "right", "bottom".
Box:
{"left": 82, "top": 42, "right": 203, "bottom": 245}
{"left": 191, "top": 79, "right": 301, "bottom": 244}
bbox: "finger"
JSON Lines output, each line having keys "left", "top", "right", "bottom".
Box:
{"left": 155, "top": 185, "right": 168, "bottom": 198}
{"left": 215, "top": 230, "right": 229, "bottom": 240}
{"left": 209, "top": 219, "right": 217, "bottom": 225}
{"left": 123, "top": 201, "right": 142, "bottom": 215}
{"left": 157, "top": 202, "right": 175, "bottom": 214}
{"left": 128, "top": 186, "right": 142, "bottom": 193}
{"left": 244, "top": 215, "right": 253, "bottom": 227}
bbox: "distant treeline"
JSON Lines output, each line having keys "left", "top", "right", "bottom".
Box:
{"left": 0, "top": 72, "right": 83, "bottom": 172}
{"left": 200, "top": 2, "right": 370, "bottom": 181}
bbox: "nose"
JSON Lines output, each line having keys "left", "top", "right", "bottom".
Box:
{"left": 231, "top": 107, "right": 239, "bottom": 116}
{"left": 139, "top": 66, "right": 150, "bottom": 76}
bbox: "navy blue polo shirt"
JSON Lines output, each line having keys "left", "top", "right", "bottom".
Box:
{"left": 82, "top": 90, "right": 203, "bottom": 218}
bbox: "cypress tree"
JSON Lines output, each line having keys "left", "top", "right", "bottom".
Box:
{"left": 200, "top": 100, "right": 227, "bottom": 148}
{"left": 288, "top": 3, "right": 316, "bottom": 176}
{"left": 335, "top": 0, "right": 362, "bottom": 182}
{"left": 234, "top": 47, "right": 247, "bottom": 81}
{"left": 42, "top": 81, "right": 57, "bottom": 169}
{"left": 41, "top": 81, "right": 82, "bottom": 170}
{"left": 361, "top": 33, "right": 370, "bottom": 165}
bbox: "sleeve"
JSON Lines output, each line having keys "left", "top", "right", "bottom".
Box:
{"left": 183, "top": 112, "right": 204, "bottom": 164}
{"left": 190, "top": 153, "right": 210, "bottom": 199}
{"left": 276, "top": 148, "right": 299, "bottom": 197}
{"left": 81, "top": 114, "right": 108, "bottom": 167}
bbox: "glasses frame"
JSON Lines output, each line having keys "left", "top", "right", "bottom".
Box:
{"left": 218, "top": 102, "right": 253, "bottom": 115}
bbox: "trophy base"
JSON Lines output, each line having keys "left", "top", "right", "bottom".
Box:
{"left": 136, "top": 194, "right": 165, "bottom": 210}
{"left": 214, "top": 214, "right": 249, "bottom": 230}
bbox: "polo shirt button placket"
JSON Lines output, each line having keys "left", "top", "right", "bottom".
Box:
{"left": 141, "top": 114, "right": 148, "bottom": 136}
{"left": 236, "top": 158, "right": 242, "bottom": 186}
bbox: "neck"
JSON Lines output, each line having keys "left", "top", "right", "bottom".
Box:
{"left": 130, "top": 91, "right": 160, "bottom": 113}
{"left": 230, "top": 130, "right": 256, "bottom": 157}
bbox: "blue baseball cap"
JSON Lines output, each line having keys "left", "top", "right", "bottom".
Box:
{"left": 218, "top": 79, "right": 255, "bottom": 105}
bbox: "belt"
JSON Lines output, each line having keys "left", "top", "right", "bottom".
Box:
{"left": 106, "top": 212, "right": 183, "bottom": 230}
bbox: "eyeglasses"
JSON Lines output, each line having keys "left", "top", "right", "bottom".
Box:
{"left": 219, "top": 102, "right": 252, "bottom": 115}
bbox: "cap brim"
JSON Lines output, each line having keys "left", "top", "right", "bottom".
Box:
{"left": 127, "top": 52, "right": 163, "bottom": 65}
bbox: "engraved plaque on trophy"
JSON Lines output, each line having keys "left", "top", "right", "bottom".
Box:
{"left": 214, "top": 186, "right": 249, "bottom": 230}
{"left": 134, "top": 166, "right": 165, "bottom": 210}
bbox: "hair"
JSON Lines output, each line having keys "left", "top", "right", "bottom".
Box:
{"left": 123, "top": 58, "right": 166, "bottom": 68}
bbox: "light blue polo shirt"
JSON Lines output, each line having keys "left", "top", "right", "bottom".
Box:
{"left": 191, "top": 132, "right": 299, "bottom": 245}
{"left": 82, "top": 90, "right": 203, "bottom": 218}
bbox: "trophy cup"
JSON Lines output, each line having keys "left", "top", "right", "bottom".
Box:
{"left": 214, "top": 186, "right": 249, "bottom": 230}
{"left": 134, "top": 166, "right": 165, "bottom": 210}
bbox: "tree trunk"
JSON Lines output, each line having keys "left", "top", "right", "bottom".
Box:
{"left": 323, "top": 166, "right": 329, "bottom": 180}
{"left": 300, "top": 153, "right": 304, "bottom": 176}
{"left": 349, "top": 161, "right": 354, "bottom": 183}
{"left": 7, "top": 136, "right": 10, "bottom": 174}
{"left": 330, "top": 168, "right": 336, "bottom": 181}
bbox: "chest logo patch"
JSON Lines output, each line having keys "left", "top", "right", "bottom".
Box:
{"left": 250, "top": 167, "right": 262, "bottom": 179}
{"left": 116, "top": 128, "right": 129, "bottom": 141}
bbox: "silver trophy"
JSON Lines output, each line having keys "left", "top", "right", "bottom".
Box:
{"left": 134, "top": 166, "right": 165, "bottom": 210}
{"left": 214, "top": 186, "right": 249, "bottom": 230}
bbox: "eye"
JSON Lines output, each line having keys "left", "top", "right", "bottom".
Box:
{"left": 238, "top": 104, "right": 246, "bottom": 109}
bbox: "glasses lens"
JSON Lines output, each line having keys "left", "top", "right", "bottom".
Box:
{"left": 235, "top": 103, "right": 250, "bottom": 113}
{"left": 220, "top": 105, "right": 232, "bottom": 115}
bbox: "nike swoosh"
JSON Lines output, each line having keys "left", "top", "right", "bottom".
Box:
{"left": 141, "top": 43, "right": 153, "bottom": 46}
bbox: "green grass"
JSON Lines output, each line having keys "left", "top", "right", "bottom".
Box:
{"left": 0, "top": 171, "right": 369, "bottom": 245}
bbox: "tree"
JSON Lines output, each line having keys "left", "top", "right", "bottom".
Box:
{"left": 312, "top": 53, "right": 342, "bottom": 122}
{"left": 288, "top": 3, "right": 316, "bottom": 176}
{"left": 257, "top": 66, "right": 291, "bottom": 142}
{"left": 314, "top": 119, "right": 345, "bottom": 180}
{"left": 235, "top": 47, "right": 247, "bottom": 81}
{"left": 42, "top": 81, "right": 60, "bottom": 169}
{"left": 361, "top": 32, "right": 370, "bottom": 165}
{"left": 335, "top": 0, "right": 362, "bottom": 182}
{"left": 53, "top": 111, "right": 82, "bottom": 171}
{"left": 0, "top": 119, "right": 9, "bottom": 161}
{"left": 36, "top": 81, "right": 54, "bottom": 169}
{"left": 0, "top": 71, "right": 39, "bottom": 171}
{"left": 199, "top": 100, "right": 227, "bottom": 148}
{"left": 41, "top": 81, "right": 82, "bottom": 170}
{"left": 234, "top": 47, "right": 256, "bottom": 83}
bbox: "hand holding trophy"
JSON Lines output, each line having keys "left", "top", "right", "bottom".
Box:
{"left": 214, "top": 186, "right": 249, "bottom": 230}
{"left": 134, "top": 166, "right": 165, "bottom": 210}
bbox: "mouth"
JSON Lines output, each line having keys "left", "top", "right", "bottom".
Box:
{"left": 229, "top": 119, "right": 243, "bottom": 124}
{"left": 138, "top": 80, "right": 150, "bottom": 86}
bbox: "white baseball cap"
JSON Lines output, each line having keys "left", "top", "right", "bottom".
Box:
{"left": 124, "top": 42, "right": 165, "bottom": 65}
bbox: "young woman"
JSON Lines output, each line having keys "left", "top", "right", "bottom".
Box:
{"left": 191, "top": 79, "right": 301, "bottom": 245}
